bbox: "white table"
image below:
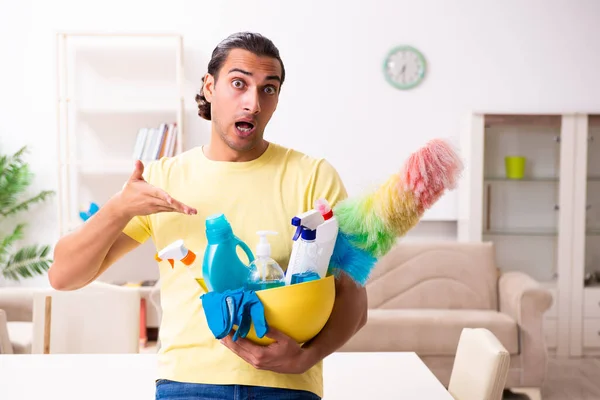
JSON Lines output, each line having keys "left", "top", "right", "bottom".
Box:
{"left": 0, "top": 352, "right": 452, "bottom": 399}
{"left": 323, "top": 352, "right": 452, "bottom": 399}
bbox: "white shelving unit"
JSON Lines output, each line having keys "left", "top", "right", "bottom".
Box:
{"left": 570, "top": 114, "right": 600, "bottom": 357}
{"left": 458, "top": 112, "right": 600, "bottom": 357}
{"left": 56, "top": 32, "right": 185, "bottom": 285}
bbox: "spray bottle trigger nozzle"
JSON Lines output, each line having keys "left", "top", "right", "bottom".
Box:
{"left": 155, "top": 253, "right": 176, "bottom": 269}
{"left": 293, "top": 225, "right": 302, "bottom": 241}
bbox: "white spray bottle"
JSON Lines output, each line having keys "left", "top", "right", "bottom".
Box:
{"left": 155, "top": 239, "right": 207, "bottom": 292}
{"left": 155, "top": 239, "right": 196, "bottom": 268}
{"left": 314, "top": 198, "right": 339, "bottom": 278}
{"left": 285, "top": 209, "right": 325, "bottom": 285}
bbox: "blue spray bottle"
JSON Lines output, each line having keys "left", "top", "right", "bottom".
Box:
{"left": 202, "top": 213, "right": 255, "bottom": 293}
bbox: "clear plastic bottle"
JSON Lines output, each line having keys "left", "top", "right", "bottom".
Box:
{"left": 246, "top": 231, "right": 286, "bottom": 291}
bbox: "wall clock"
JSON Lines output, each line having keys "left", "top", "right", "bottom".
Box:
{"left": 383, "top": 45, "right": 427, "bottom": 90}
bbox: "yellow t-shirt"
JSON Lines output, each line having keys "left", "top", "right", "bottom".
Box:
{"left": 122, "top": 142, "right": 347, "bottom": 397}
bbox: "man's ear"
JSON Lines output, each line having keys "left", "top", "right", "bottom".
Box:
{"left": 203, "top": 73, "right": 215, "bottom": 103}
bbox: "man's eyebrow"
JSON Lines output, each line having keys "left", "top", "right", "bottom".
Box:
{"left": 229, "top": 68, "right": 251, "bottom": 76}
{"left": 228, "top": 68, "right": 281, "bottom": 83}
{"left": 266, "top": 75, "right": 282, "bottom": 83}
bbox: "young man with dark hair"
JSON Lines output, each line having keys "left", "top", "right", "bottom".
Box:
{"left": 48, "top": 32, "right": 367, "bottom": 399}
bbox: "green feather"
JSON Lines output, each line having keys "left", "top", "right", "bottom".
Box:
{"left": 334, "top": 196, "right": 397, "bottom": 258}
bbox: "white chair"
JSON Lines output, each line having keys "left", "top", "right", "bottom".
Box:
{"left": 448, "top": 328, "right": 511, "bottom": 400}
{"left": 0, "top": 287, "right": 35, "bottom": 354}
{"left": 31, "top": 281, "right": 141, "bottom": 354}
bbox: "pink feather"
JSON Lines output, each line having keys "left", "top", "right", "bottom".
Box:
{"left": 402, "top": 139, "right": 463, "bottom": 210}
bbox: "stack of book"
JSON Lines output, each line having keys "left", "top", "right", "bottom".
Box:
{"left": 132, "top": 122, "right": 178, "bottom": 161}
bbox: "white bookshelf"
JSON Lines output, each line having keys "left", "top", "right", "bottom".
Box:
{"left": 458, "top": 112, "right": 600, "bottom": 357}
{"left": 55, "top": 32, "right": 185, "bottom": 285}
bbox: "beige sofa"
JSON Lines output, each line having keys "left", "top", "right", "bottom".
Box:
{"left": 340, "top": 241, "right": 553, "bottom": 395}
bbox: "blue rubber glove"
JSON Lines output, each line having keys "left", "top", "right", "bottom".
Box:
{"left": 200, "top": 289, "right": 241, "bottom": 339}
{"left": 233, "top": 290, "right": 268, "bottom": 341}
{"left": 200, "top": 288, "right": 269, "bottom": 342}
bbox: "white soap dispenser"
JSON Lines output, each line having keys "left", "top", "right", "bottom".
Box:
{"left": 246, "top": 231, "right": 285, "bottom": 291}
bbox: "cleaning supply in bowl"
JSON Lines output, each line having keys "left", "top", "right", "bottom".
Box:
{"left": 246, "top": 231, "right": 285, "bottom": 291}
{"left": 155, "top": 239, "right": 207, "bottom": 292}
{"left": 202, "top": 213, "right": 255, "bottom": 293}
{"left": 155, "top": 239, "right": 197, "bottom": 269}
{"left": 290, "top": 271, "right": 320, "bottom": 284}
{"left": 200, "top": 287, "right": 269, "bottom": 342}
{"left": 285, "top": 209, "right": 324, "bottom": 285}
{"left": 314, "top": 198, "right": 339, "bottom": 278}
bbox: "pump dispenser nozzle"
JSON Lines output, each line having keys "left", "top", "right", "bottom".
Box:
{"left": 255, "top": 230, "right": 278, "bottom": 258}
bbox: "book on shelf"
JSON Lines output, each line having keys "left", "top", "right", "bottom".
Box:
{"left": 133, "top": 122, "right": 178, "bottom": 161}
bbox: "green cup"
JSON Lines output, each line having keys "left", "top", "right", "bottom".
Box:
{"left": 505, "top": 156, "right": 526, "bottom": 179}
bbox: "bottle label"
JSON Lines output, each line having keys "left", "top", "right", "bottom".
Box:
{"left": 297, "top": 242, "right": 321, "bottom": 272}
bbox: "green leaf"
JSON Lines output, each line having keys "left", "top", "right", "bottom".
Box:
{"left": 2, "top": 244, "right": 52, "bottom": 281}
{"left": 0, "top": 224, "right": 26, "bottom": 264}
{"left": 0, "top": 223, "right": 26, "bottom": 248}
{"left": 0, "top": 144, "right": 55, "bottom": 281}
{"left": 0, "top": 146, "right": 34, "bottom": 214}
{"left": 0, "top": 190, "right": 55, "bottom": 217}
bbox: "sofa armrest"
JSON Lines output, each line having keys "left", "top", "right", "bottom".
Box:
{"left": 498, "top": 271, "right": 553, "bottom": 387}
{"left": 0, "top": 288, "right": 34, "bottom": 322}
{"left": 499, "top": 271, "right": 553, "bottom": 323}
{"left": 0, "top": 309, "right": 14, "bottom": 354}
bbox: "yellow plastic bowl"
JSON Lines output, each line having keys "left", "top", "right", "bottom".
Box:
{"left": 242, "top": 275, "right": 336, "bottom": 346}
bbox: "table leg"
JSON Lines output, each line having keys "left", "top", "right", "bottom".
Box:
{"left": 139, "top": 298, "right": 147, "bottom": 348}
{"left": 43, "top": 296, "right": 52, "bottom": 354}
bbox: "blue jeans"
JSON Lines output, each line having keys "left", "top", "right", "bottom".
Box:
{"left": 155, "top": 379, "right": 321, "bottom": 400}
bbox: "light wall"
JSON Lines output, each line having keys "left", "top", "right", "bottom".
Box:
{"left": 1, "top": 0, "right": 599, "bottom": 286}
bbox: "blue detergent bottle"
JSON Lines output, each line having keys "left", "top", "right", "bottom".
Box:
{"left": 202, "top": 213, "right": 255, "bottom": 293}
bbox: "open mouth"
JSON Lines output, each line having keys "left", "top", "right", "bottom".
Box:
{"left": 235, "top": 121, "right": 256, "bottom": 137}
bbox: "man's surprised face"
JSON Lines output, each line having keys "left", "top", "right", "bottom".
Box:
{"left": 204, "top": 48, "right": 282, "bottom": 153}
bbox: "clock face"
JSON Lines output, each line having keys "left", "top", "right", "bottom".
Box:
{"left": 383, "top": 46, "right": 426, "bottom": 90}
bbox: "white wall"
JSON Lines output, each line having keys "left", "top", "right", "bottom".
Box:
{"left": 1, "top": 0, "right": 599, "bottom": 286}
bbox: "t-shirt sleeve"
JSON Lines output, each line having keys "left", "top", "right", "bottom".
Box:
{"left": 123, "top": 214, "right": 151, "bottom": 244}
{"left": 310, "top": 159, "right": 349, "bottom": 209}
{"left": 122, "top": 161, "right": 155, "bottom": 244}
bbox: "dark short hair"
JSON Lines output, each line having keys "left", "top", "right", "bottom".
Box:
{"left": 195, "top": 32, "right": 286, "bottom": 121}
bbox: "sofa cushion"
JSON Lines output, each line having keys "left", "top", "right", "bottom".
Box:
{"left": 6, "top": 321, "right": 32, "bottom": 354}
{"left": 341, "top": 309, "right": 519, "bottom": 356}
{"left": 366, "top": 242, "right": 499, "bottom": 310}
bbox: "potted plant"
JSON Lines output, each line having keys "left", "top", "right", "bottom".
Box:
{"left": 1, "top": 146, "right": 55, "bottom": 282}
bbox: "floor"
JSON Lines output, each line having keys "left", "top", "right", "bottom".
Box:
{"left": 523, "top": 356, "right": 600, "bottom": 400}
{"left": 140, "top": 342, "right": 600, "bottom": 399}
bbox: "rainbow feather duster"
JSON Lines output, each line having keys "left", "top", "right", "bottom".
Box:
{"left": 327, "top": 138, "right": 463, "bottom": 286}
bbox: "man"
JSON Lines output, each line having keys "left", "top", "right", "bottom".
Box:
{"left": 48, "top": 32, "right": 367, "bottom": 399}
